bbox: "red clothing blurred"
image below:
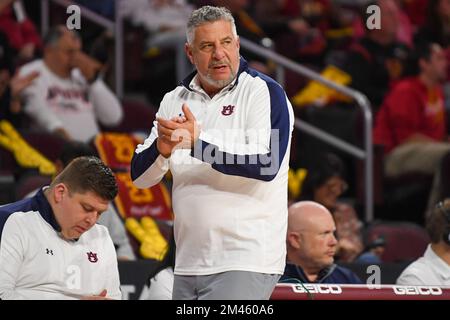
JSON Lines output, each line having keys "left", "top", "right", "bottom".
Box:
{"left": 374, "top": 77, "right": 447, "bottom": 154}
{"left": 402, "top": 0, "right": 428, "bottom": 27}
{"left": 0, "top": 6, "right": 42, "bottom": 52}
{"left": 281, "top": 0, "right": 331, "bottom": 33}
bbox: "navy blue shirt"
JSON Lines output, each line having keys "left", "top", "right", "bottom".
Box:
{"left": 280, "top": 263, "right": 363, "bottom": 284}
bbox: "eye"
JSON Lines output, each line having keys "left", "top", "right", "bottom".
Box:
{"left": 200, "top": 43, "right": 214, "bottom": 52}
{"left": 82, "top": 204, "right": 94, "bottom": 212}
{"left": 222, "top": 39, "right": 232, "bottom": 46}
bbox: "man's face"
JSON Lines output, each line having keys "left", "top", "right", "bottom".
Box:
{"left": 47, "top": 32, "right": 81, "bottom": 74}
{"left": 425, "top": 44, "right": 448, "bottom": 83}
{"left": 313, "top": 176, "right": 347, "bottom": 210}
{"left": 185, "top": 20, "right": 240, "bottom": 95}
{"left": 298, "top": 214, "right": 338, "bottom": 270}
{"left": 56, "top": 186, "right": 108, "bottom": 240}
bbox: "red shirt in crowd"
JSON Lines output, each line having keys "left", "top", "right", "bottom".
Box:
{"left": 373, "top": 77, "right": 447, "bottom": 154}
{"left": 0, "top": 6, "right": 42, "bottom": 52}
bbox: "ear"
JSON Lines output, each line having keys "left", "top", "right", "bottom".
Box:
{"left": 53, "top": 183, "right": 67, "bottom": 203}
{"left": 287, "top": 231, "right": 301, "bottom": 250}
{"left": 236, "top": 36, "right": 240, "bottom": 51}
{"left": 185, "top": 43, "right": 194, "bottom": 65}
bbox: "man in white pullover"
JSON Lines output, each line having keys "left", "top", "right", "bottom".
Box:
{"left": 19, "top": 25, "right": 122, "bottom": 142}
{"left": 23, "top": 141, "right": 136, "bottom": 261}
{"left": 131, "top": 6, "right": 294, "bottom": 299}
{"left": 396, "top": 199, "right": 450, "bottom": 286}
{"left": 0, "top": 156, "right": 122, "bottom": 300}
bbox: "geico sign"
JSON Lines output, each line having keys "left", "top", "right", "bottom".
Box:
{"left": 393, "top": 286, "right": 442, "bottom": 295}
{"left": 293, "top": 284, "right": 342, "bottom": 294}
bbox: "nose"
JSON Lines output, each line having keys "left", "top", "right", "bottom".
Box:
{"left": 84, "top": 212, "right": 98, "bottom": 225}
{"left": 329, "top": 234, "right": 338, "bottom": 246}
{"left": 212, "top": 44, "right": 225, "bottom": 60}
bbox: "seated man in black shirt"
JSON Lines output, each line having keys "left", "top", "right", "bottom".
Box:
{"left": 281, "top": 201, "right": 362, "bottom": 284}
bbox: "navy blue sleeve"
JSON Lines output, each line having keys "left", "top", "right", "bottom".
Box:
{"left": 130, "top": 140, "right": 160, "bottom": 182}
{"left": 331, "top": 266, "right": 363, "bottom": 284}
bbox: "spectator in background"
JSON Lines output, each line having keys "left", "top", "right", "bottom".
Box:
{"left": 0, "top": 29, "right": 39, "bottom": 126}
{"left": 374, "top": 42, "right": 450, "bottom": 216}
{"left": 120, "top": 0, "right": 193, "bottom": 50}
{"left": 352, "top": 0, "right": 414, "bottom": 48}
{"left": 343, "top": 0, "right": 410, "bottom": 111}
{"left": 252, "top": 0, "right": 332, "bottom": 66}
{"left": 298, "top": 153, "right": 364, "bottom": 263}
{"left": 281, "top": 201, "right": 362, "bottom": 284}
{"left": 0, "top": 156, "right": 122, "bottom": 299}
{"left": 24, "top": 141, "right": 136, "bottom": 261}
{"left": 0, "top": 0, "right": 42, "bottom": 64}
{"left": 355, "top": 236, "right": 386, "bottom": 264}
{"left": 75, "top": 0, "right": 115, "bottom": 20}
{"left": 401, "top": 0, "right": 428, "bottom": 27}
{"left": 396, "top": 199, "right": 450, "bottom": 285}
{"left": 414, "top": 0, "right": 450, "bottom": 113}
{"left": 415, "top": 0, "right": 450, "bottom": 48}
{"left": 19, "top": 25, "right": 123, "bottom": 142}
{"left": 210, "top": 0, "right": 275, "bottom": 73}
{"left": 120, "top": 0, "right": 194, "bottom": 106}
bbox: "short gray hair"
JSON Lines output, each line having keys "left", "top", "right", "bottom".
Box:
{"left": 186, "top": 6, "right": 238, "bottom": 45}
{"left": 43, "top": 25, "right": 80, "bottom": 48}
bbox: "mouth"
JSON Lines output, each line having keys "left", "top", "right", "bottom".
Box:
{"left": 213, "top": 66, "right": 228, "bottom": 71}
{"left": 74, "top": 226, "right": 87, "bottom": 234}
{"left": 210, "top": 63, "right": 229, "bottom": 71}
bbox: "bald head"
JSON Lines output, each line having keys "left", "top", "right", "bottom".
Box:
{"left": 288, "top": 201, "right": 333, "bottom": 233}
{"left": 287, "top": 201, "right": 338, "bottom": 276}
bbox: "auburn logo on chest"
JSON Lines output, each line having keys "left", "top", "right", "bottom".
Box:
{"left": 221, "top": 105, "right": 235, "bottom": 116}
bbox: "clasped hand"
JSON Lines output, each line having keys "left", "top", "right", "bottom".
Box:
{"left": 156, "top": 103, "right": 200, "bottom": 158}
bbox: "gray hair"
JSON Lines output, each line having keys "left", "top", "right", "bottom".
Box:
{"left": 43, "top": 25, "right": 80, "bottom": 48}
{"left": 186, "top": 6, "right": 238, "bottom": 45}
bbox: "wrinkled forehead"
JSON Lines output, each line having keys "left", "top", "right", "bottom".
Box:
{"left": 193, "top": 20, "right": 236, "bottom": 41}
